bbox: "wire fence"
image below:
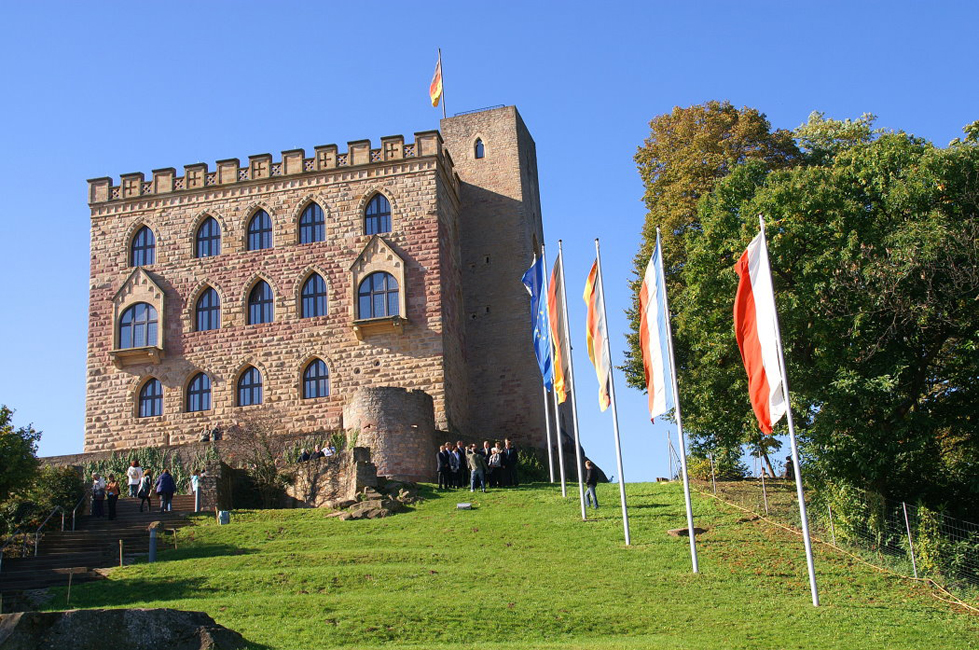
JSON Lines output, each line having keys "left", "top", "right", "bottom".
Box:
{"left": 692, "top": 478, "right": 979, "bottom": 595}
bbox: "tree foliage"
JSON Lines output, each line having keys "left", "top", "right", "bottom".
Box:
{"left": 0, "top": 405, "right": 41, "bottom": 503}
{"left": 659, "top": 116, "right": 979, "bottom": 518}
{"left": 625, "top": 101, "right": 799, "bottom": 386}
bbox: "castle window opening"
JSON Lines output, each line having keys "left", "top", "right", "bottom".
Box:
{"left": 301, "top": 273, "right": 328, "bottom": 318}
{"left": 247, "top": 210, "right": 273, "bottom": 251}
{"left": 195, "top": 217, "right": 222, "bottom": 258}
{"left": 119, "top": 302, "right": 158, "bottom": 348}
{"left": 299, "top": 203, "right": 325, "bottom": 244}
{"left": 474, "top": 138, "right": 484, "bottom": 159}
{"left": 237, "top": 366, "right": 263, "bottom": 406}
{"left": 138, "top": 378, "right": 163, "bottom": 418}
{"left": 302, "top": 359, "right": 330, "bottom": 399}
{"left": 248, "top": 281, "right": 274, "bottom": 324}
{"left": 187, "top": 373, "right": 212, "bottom": 412}
{"left": 195, "top": 288, "right": 221, "bottom": 331}
{"left": 364, "top": 194, "right": 391, "bottom": 235}
{"left": 357, "top": 272, "right": 399, "bottom": 319}
{"left": 130, "top": 226, "right": 156, "bottom": 266}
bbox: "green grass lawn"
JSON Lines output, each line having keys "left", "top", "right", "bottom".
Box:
{"left": 47, "top": 482, "right": 978, "bottom": 649}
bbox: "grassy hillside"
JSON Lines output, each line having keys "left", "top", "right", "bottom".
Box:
{"left": 47, "top": 482, "right": 978, "bottom": 649}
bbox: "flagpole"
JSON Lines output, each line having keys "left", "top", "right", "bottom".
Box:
{"left": 542, "top": 244, "right": 567, "bottom": 497}
{"left": 438, "top": 48, "right": 446, "bottom": 119}
{"left": 542, "top": 384, "right": 555, "bottom": 483}
{"left": 558, "top": 241, "right": 588, "bottom": 519}
{"left": 759, "top": 216, "right": 819, "bottom": 606}
{"left": 595, "top": 238, "right": 631, "bottom": 546}
{"left": 657, "top": 228, "right": 699, "bottom": 573}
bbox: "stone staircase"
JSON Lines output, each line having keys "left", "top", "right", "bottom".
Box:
{"left": 0, "top": 495, "right": 197, "bottom": 600}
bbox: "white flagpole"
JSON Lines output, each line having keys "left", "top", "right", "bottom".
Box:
{"left": 542, "top": 384, "right": 555, "bottom": 483}
{"left": 595, "top": 238, "right": 631, "bottom": 545}
{"left": 657, "top": 228, "right": 699, "bottom": 573}
{"left": 558, "top": 241, "right": 588, "bottom": 520}
{"left": 759, "top": 215, "right": 819, "bottom": 606}
{"left": 542, "top": 244, "right": 567, "bottom": 497}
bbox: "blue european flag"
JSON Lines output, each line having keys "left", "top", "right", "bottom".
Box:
{"left": 521, "top": 255, "right": 555, "bottom": 390}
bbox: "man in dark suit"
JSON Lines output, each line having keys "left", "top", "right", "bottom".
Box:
{"left": 454, "top": 441, "right": 468, "bottom": 487}
{"left": 503, "top": 439, "right": 519, "bottom": 487}
{"left": 436, "top": 445, "right": 452, "bottom": 490}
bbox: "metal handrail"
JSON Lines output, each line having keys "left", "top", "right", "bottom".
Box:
{"left": 71, "top": 495, "right": 87, "bottom": 531}
{"left": 33, "top": 506, "right": 66, "bottom": 557}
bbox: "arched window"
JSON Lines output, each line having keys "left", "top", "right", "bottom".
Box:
{"left": 474, "top": 138, "right": 485, "bottom": 159}
{"left": 195, "top": 288, "right": 220, "bottom": 331}
{"left": 248, "top": 281, "right": 274, "bottom": 324}
{"left": 187, "top": 373, "right": 211, "bottom": 412}
{"left": 139, "top": 378, "right": 163, "bottom": 418}
{"left": 357, "top": 272, "right": 399, "bottom": 319}
{"left": 298, "top": 203, "right": 325, "bottom": 244}
{"left": 131, "top": 226, "right": 156, "bottom": 266}
{"left": 237, "top": 366, "right": 263, "bottom": 406}
{"left": 302, "top": 359, "right": 330, "bottom": 399}
{"left": 119, "top": 303, "right": 158, "bottom": 348}
{"left": 195, "top": 217, "right": 221, "bottom": 258}
{"left": 301, "top": 273, "right": 327, "bottom": 318}
{"left": 364, "top": 194, "right": 391, "bottom": 235}
{"left": 247, "top": 210, "right": 273, "bottom": 251}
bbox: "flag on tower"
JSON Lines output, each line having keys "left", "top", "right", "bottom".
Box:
{"left": 522, "top": 255, "right": 554, "bottom": 390}
{"left": 547, "top": 252, "right": 570, "bottom": 403}
{"left": 734, "top": 231, "right": 788, "bottom": 434}
{"left": 583, "top": 260, "right": 611, "bottom": 411}
{"left": 638, "top": 232, "right": 674, "bottom": 420}
{"left": 429, "top": 52, "right": 443, "bottom": 108}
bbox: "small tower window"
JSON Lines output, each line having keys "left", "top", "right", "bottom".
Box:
{"left": 364, "top": 194, "right": 391, "bottom": 235}
{"left": 299, "top": 203, "right": 325, "bottom": 244}
{"left": 247, "top": 210, "right": 273, "bottom": 251}
{"left": 195, "top": 217, "right": 221, "bottom": 258}
{"left": 474, "top": 139, "right": 485, "bottom": 159}
{"left": 131, "top": 226, "right": 156, "bottom": 266}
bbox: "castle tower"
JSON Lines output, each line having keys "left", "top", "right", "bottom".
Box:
{"left": 440, "top": 106, "right": 546, "bottom": 445}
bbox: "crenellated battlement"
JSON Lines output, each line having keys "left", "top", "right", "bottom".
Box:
{"left": 87, "top": 131, "right": 448, "bottom": 205}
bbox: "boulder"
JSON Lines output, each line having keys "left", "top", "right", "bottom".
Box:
{"left": 0, "top": 609, "right": 247, "bottom": 650}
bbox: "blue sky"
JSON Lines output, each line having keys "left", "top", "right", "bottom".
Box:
{"left": 1, "top": 2, "right": 976, "bottom": 484}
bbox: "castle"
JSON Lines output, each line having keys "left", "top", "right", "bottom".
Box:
{"left": 84, "top": 106, "right": 547, "bottom": 477}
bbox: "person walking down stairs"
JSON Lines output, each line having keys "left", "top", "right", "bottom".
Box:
{"left": 105, "top": 475, "right": 121, "bottom": 520}
{"left": 155, "top": 469, "right": 176, "bottom": 513}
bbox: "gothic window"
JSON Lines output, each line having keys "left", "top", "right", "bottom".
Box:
{"left": 475, "top": 138, "right": 485, "bottom": 159}
{"left": 364, "top": 194, "right": 391, "bottom": 235}
{"left": 187, "top": 373, "right": 211, "bottom": 412}
{"left": 247, "top": 210, "right": 273, "bottom": 251}
{"left": 237, "top": 366, "right": 263, "bottom": 406}
{"left": 248, "top": 281, "right": 274, "bottom": 324}
{"left": 138, "top": 378, "right": 163, "bottom": 418}
{"left": 131, "top": 226, "right": 156, "bottom": 266}
{"left": 301, "top": 273, "right": 327, "bottom": 318}
{"left": 119, "top": 303, "right": 158, "bottom": 348}
{"left": 195, "top": 288, "right": 220, "bottom": 331}
{"left": 302, "top": 359, "right": 330, "bottom": 399}
{"left": 298, "top": 203, "right": 325, "bottom": 244}
{"left": 357, "top": 272, "right": 399, "bottom": 319}
{"left": 195, "top": 217, "right": 221, "bottom": 258}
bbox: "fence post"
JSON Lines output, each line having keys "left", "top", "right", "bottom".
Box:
{"left": 149, "top": 529, "right": 157, "bottom": 563}
{"left": 827, "top": 503, "right": 837, "bottom": 546}
{"left": 902, "top": 501, "right": 918, "bottom": 579}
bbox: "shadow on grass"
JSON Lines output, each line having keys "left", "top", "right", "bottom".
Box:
{"left": 128, "top": 543, "right": 254, "bottom": 564}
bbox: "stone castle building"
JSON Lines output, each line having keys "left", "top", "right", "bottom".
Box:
{"left": 84, "top": 106, "right": 547, "bottom": 468}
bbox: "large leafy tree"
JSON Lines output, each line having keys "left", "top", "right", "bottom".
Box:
{"left": 624, "top": 102, "right": 799, "bottom": 390}
{"left": 0, "top": 405, "right": 41, "bottom": 502}
{"left": 674, "top": 121, "right": 979, "bottom": 517}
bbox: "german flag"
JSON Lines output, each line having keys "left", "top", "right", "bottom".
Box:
{"left": 547, "top": 251, "right": 569, "bottom": 403}
{"left": 429, "top": 53, "right": 443, "bottom": 108}
{"left": 583, "top": 260, "right": 611, "bottom": 411}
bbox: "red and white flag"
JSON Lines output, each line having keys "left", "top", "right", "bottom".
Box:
{"left": 733, "top": 232, "right": 787, "bottom": 434}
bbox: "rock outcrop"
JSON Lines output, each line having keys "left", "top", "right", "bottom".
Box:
{"left": 0, "top": 609, "right": 247, "bottom": 650}
{"left": 329, "top": 480, "right": 423, "bottom": 521}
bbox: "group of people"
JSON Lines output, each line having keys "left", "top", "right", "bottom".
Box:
{"left": 297, "top": 443, "right": 337, "bottom": 462}
{"left": 436, "top": 440, "right": 519, "bottom": 493}
{"left": 90, "top": 460, "right": 200, "bottom": 519}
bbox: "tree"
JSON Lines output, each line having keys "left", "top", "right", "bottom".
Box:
{"left": 676, "top": 121, "right": 979, "bottom": 518}
{"left": 0, "top": 406, "right": 41, "bottom": 502}
{"left": 228, "top": 407, "right": 290, "bottom": 508}
{"left": 624, "top": 101, "right": 799, "bottom": 393}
